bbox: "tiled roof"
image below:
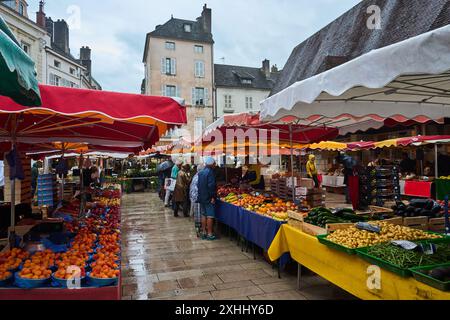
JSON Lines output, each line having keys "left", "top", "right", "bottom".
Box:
{"left": 150, "top": 17, "right": 213, "bottom": 43}
{"left": 214, "top": 64, "right": 279, "bottom": 90}
{"left": 271, "top": 0, "right": 450, "bottom": 95}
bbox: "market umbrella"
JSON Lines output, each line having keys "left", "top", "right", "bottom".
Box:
{"left": 0, "top": 16, "right": 40, "bottom": 106}
{"left": 260, "top": 25, "right": 450, "bottom": 134}
{"left": 0, "top": 85, "right": 186, "bottom": 247}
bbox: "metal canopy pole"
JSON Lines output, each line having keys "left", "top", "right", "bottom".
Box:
{"left": 9, "top": 115, "right": 17, "bottom": 249}
{"left": 435, "top": 144, "right": 439, "bottom": 179}
{"left": 289, "top": 124, "right": 295, "bottom": 202}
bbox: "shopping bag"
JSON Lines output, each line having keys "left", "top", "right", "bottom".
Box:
{"left": 165, "top": 178, "right": 176, "bottom": 192}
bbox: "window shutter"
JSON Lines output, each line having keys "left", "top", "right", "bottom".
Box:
{"left": 191, "top": 88, "right": 196, "bottom": 106}
{"left": 161, "top": 85, "right": 166, "bottom": 96}
{"left": 205, "top": 88, "right": 209, "bottom": 106}
{"left": 171, "top": 58, "right": 176, "bottom": 75}
{"left": 161, "top": 58, "right": 166, "bottom": 74}
{"left": 201, "top": 62, "right": 205, "bottom": 78}
{"left": 176, "top": 86, "right": 180, "bottom": 98}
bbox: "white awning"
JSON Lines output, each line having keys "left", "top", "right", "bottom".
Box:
{"left": 260, "top": 25, "right": 450, "bottom": 134}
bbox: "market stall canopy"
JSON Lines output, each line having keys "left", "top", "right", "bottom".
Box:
{"left": 0, "top": 17, "right": 41, "bottom": 106}
{"left": 202, "top": 112, "right": 338, "bottom": 145}
{"left": 374, "top": 135, "right": 450, "bottom": 149}
{"left": 307, "top": 141, "right": 347, "bottom": 151}
{"left": 260, "top": 25, "right": 450, "bottom": 135}
{"left": 0, "top": 85, "right": 187, "bottom": 153}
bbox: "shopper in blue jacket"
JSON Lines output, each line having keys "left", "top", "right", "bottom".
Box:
{"left": 197, "top": 157, "right": 217, "bottom": 240}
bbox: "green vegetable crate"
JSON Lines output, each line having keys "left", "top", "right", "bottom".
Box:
{"left": 410, "top": 263, "right": 450, "bottom": 292}
{"left": 316, "top": 234, "right": 357, "bottom": 255}
{"left": 355, "top": 247, "right": 412, "bottom": 277}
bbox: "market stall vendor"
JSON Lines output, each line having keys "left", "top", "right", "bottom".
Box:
{"left": 239, "top": 165, "right": 256, "bottom": 185}
{"left": 306, "top": 154, "right": 319, "bottom": 188}
{"left": 248, "top": 164, "right": 265, "bottom": 190}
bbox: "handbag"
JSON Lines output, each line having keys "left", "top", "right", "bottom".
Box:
{"left": 165, "top": 178, "right": 176, "bottom": 192}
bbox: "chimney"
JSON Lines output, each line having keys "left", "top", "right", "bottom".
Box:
{"left": 79, "top": 46, "right": 92, "bottom": 75}
{"left": 262, "top": 59, "right": 270, "bottom": 79}
{"left": 45, "top": 17, "right": 54, "bottom": 40}
{"left": 36, "top": 1, "right": 46, "bottom": 29}
{"left": 200, "top": 4, "right": 212, "bottom": 33}
{"left": 53, "top": 19, "right": 70, "bottom": 54}
{"left": 271, "top": 64, "right": 278, "bottom": 73}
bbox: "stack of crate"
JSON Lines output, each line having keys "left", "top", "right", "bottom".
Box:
{"left": 305, "top": 188, "right": 326, "bottom": 208}
{"left": 37, "top": 174, "right": 58, "bottom": 207}
{"left": 3, "top": 154, "right": 32, "bottom": 205}
{"left": 278, "top": 177, "right": 288, "bottom": 199}
{"left": 270, "top": 179, "right": 279, "bottom": 195}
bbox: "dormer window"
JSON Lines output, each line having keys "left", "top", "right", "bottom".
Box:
{"left": 184, "top": 24, "right": 192, "bottom": 32}
{"left": 241, "top": 79, "right": 252, "bottom": 85}
{"left": 18, "top": 2, "right": 25, "bottom": 15}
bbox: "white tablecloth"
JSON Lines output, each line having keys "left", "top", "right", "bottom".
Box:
{"left": 321, "top": 175, "right": 346, "bottom": 188}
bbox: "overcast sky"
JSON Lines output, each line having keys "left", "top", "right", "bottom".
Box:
{"left": 29, "top": 0, "right": 361, "bottom": 93}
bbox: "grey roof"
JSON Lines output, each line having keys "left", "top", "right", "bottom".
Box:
{"left": 214, "top": 64, "right": 280, "bottom": 90}
{"left": 150, "top": 18, "right": 213, "bottom": 43}
{"left": 271, "top": 0, "right": 450, "bottom": 95}
{"left": 143, "top": 17, "right": 213, "bottom": 62}
{"left": 49, "top": 43, "right": 82, "bottom": 67}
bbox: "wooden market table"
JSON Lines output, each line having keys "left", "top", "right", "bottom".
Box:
{"left": 268, "top": 224, "right": 450, "bottom": 300}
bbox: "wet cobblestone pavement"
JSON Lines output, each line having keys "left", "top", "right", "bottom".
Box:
{"left": 121, "top": 192, "right": 356, "bottom": 300}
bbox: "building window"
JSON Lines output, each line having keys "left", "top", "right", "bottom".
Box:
{"left": 242, "top": 79, "right": 252, "bottom": 85}
{"left": 49, "top": 73, "right": 61, "bottom": 86}
{"left": 192, "top": 87, "right": 206, "bottom": 106}
{"left": 54, "top": 60, "right": 61, "bottom": 68}
{"left": 246, "top": 97, "right": 253, "bottom": 110}
{"left": 224, "top": 95, "right": 232, "bottom": 109}
{"left": 165, "top": 41, "right": 175, "bottom": 50}
{"left": 184, "top": 24, "right": 192, "bottom": 32}
{"left": 21, "top": 42, "right": 30, "bottom": 54}
{"left": 161, "top": 57, "right": 176, "bottom": 75}
{"left": 18, "top": 2, "right": 25, "bottom": 15}
{"left": 194, "top": 60, "right": 205, "bottom": 78}
{"left": 70, "top": 68, "right": 76, "bottom": 75}
{"left": 164, "top": 85, "right": 177, "bottom": 97}
{"left": 194, "top": 45, "right": 204, "bottom": 54}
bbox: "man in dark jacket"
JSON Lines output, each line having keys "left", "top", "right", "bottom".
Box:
{"left": 198, "top": 157, "right": 217, "bottom": 240}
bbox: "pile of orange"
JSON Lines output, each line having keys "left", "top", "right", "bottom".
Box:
{"left": 56, "top": 252, "right": 88, "bottom": 269}
{"left": 0, "top": 265, "right": 12, "bottom": 280}
{"left": 18, "top": 265, "right": 52, "bottom": 280}
{"left": 0, "top": 248, "right": 29, "bottom": 271}
{"left": 27, "top": 250, "right": 56, "bottom": 269}
{"left": 0, "top": 248, "right": 29, "bottom": 261}
{"left": 90, "top": 265, "right": 120, "bottom": 279}
{"left": 90, "top": 257, "right": 119, "bottom": 270}
{"left": 54, "top": 267, "right": 86, "bottom": 280}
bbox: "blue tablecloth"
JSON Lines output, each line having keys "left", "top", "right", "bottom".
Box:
{"left": 216, "top": 200, "right": 290, "bottom": 265}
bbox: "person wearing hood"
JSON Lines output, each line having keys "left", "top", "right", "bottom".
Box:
{"left": 164, "top": 159, "right": 183, "bottom": 207}
{"left": 198, "top": 157, "right": 217, "bottom": 240}
{"left": 306, "top": 154, "right": 319, "bottom": 188}
{"left": 173, "top": 164, "right": 191, "bottom": 217}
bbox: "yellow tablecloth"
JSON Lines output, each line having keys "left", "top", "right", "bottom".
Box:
{"left": 268, "top": 224, "right": 450, "bottom": 300}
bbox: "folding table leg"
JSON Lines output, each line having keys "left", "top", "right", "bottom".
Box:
{"left": 278, "top": 259, "right": 281, "bottom": 279}
{"left": 253, "top": 243, "right": 256, "bottom": 260}
{"left": 297, "top": 263, "right": 303, "bottom": 290}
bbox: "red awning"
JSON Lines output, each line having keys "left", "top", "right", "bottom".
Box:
{"left": 203, "top": 112, "right": 338, "bottom": 145}
{"left": 0, "top": 85, "right": 187, "bottom": 155}
{"left": 0, "top": 85, "right": 186, "bottom": 125}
